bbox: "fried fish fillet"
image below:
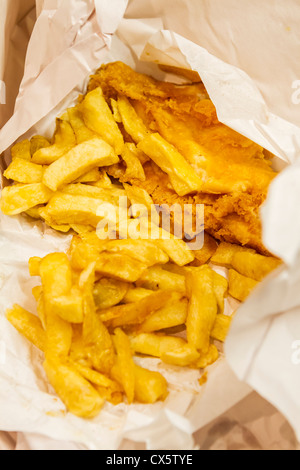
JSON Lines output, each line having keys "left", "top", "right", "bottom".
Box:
{"left": 88, "top": 62, "right": 277, "bottom": 253}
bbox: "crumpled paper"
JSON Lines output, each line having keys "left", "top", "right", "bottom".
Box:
{"left": 1, "top": 0, "right": 300, "bottom": 449}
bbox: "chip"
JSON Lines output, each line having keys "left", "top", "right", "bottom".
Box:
{"left": 138, "top": 133, "right": 203, "bottom": 196}
{"left": 43, "top": 138, "right": 119, "bottom": 191}
{"left": 80, "top": 87, "right": 124, "bottom": 155}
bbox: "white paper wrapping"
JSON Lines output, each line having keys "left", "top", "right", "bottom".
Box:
{"left": 1, "top": 0, "right": 300, "bottom": 449}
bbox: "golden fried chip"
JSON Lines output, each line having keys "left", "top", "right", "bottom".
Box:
{"left": 111, "top": 328, "right": 135, "bottom": 404}
{"left": 80, "top": 87, "right": 124, "bottom": 155}
{"left": 102, "top": 239, "right": 169, "bottom": 266}
{"left": 93, "top": 278, "right": 129, "bottom": 310}
{"left": 99, "top": 290, "right": 174, "bottom": 328}
{"left": 228, "top": 269, "right": 259, "bottom": 302}
{"left": 124, "top": 183, "right": 153, "bottom": 216}
{"left": 210, "top": 242, "right": 256, "bottom": 268}
{"left": 211, "top": 314, "right": 232, "bottom": 343}
{"left": 41, "top": 193, "right": 118, "bottom": 227}
{"left": 6, "top": 305, "right": 46, "bottom": 351}
{"left": 136, "top": 266, "right": 186, "bottom": 292}
{"left": 231, "top": 252, "right": 282, "bottom": 282}
{"left": 11, "top": 139, "right": 31, "bottom": 161}
{"left": 186, "top": 266, "right": 218, "bottom": 353}
{"left": 0, "top": 183, "right": 53, "bottom": 215}
{"left": 123, "top": 287, "right": 153, "bottom": 304}
{"left": 161, "top": 344, "right": 200, "bottom": 367}
{"left": 43, "top": 357, "right": 104, "bottom": 418}
{"left": 82, "top": 293, "right": 115, "bottom": 375}
{"left": 134, "top": 365, "right": 168, "bottom": 404}
{"left": 28, "top": 257, "right": 42, "bottom": 277}
{"left": 213, "top": 271, "right": 229, "bottom": 314}
{"left": 95, "top": 252, "right": 147, "bottom": 283}
{"left": 75, "top": 168, "right": 102, "bottom": 183}
{"left": 130, "top": 333, "right": 186, "bottom": 358}
{"left": 158, "top": 239, "right": 195, "bottom": 266}
{"left": 40, "top": 253, "right": 73, "bottom": 355}
{"left": 67, "top": 106, "right": 95, "bottom": 144}
{"left": 138, "top": 133, "right": 203, "bottom": 196}
{"left": 43, "top": 138, "right": 118, "bottom": 191}
{"left": 51, "top": 287, "right": 84, "bottom": 324}
{"left": 4, "top": 158, "right": 44, "bottom": 184}
{"left": 117, "top": 95, "right": 149, "bottom": 144}
{"left": 32, "top": 120, "right": 76, "bottom": 164}
{"left": 71, "top": 362, "right": 121, "bottom": 391}
{"left": 121, "top": 143, "right": 146, "bottom": 182}
{"left": 192, "top": 344, "right": 219, "bottom": 369}
{"left": 61, "top": 183, "right": 125, "bottom": 202}
{"left": 138, "top": 295, "right": 188, "bottom": 333}
{"left": 30, "top": 135, "right": 51, "bottom": 156}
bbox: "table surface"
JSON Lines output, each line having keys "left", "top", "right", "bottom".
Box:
{"left": 1, "top": 392, "right": 298, "bottom": 450}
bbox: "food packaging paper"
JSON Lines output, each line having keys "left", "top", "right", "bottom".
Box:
{"left": 1, "top": 0, "right": 300, "bottom": 449}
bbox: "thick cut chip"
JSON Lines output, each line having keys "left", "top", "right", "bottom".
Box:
{"left": 82, "top": 293, "right": 115, "bottom": 375}
{"left": 117, "top": 95, "right": 149, "bottom": 143}
{"left": 186, "top": 266, "right": 218, "bottom": 353}
{"left": 192, "top": 344, "right": 219, "bottom": 369}
{"left": 95, "top": 253, "right": 147, "bottom": 283}
{"left": 136, "top": 266, "right": 186, "bottom": 293}
{"left": 40, "top": 253, "right": 72, "bottom": 299}
{"left": 91, "top": 170, "right": 112, "bottom": 188}
{"left": 4, "top": 158, "right": 44, "bottom": 184}
{"left": 25, "top": 206, "right": 44, "bottom": 219}
{"left": 51, "top": 287, "right": 84, "bottom": 324}
{"left": 93, "top": 278, "right": 129, "bottom": 310}
{"left": 121, "top": 143, "right": 146, "bottom": 182}
{"left": 32, "top": 120, "right": 76, "bottom": 164}
{"left": 158, "top": 239, "right": 195, "bottom": 266}
{"left": 43, "top": 138, "right": 118, "bottom": 191}
{"left": 102, "top": 239, "right": 169, "bottom": 266}
{"left": 0, "top": 183, "right": 53, "bottom": 215}
{"left": 30, "top": 135, "right": 51, "bottom": 155}
{"left": 134, "top": 365, "right": 168, "bottom": 404}
{"left": 42, "top": 193, "right": 118, "bottom": 227}
{"left": 211, "top": 314, "right": 232, "bottom": 342}
{"left": 6, "top": 305, "right": 46, "bottom": 351}
{"left": 75, "top": 169, "right": 102, "bottom": 183}
{"left": 138, "top": 133, "right": 203, "bottom": 196}
{"left": 80, "top": 87, "right": 124, "bottom": 155}
{"left": 46, "top": 308, "right": 73, "bottom": 358}
{"left": 11, "top": 140, "right": 31, "bottom": 161}
{"left": 231, "top": 252, "right": 282, "bottom": 282}
{"left": 161, "top": 344, "right": 200, "bottom": 367}
{"left": 43, "top": 357, "right": 104, "bottom": 418}
{"left": 71, "top": 362, "right": 121, "bottom": 391}
{"left": 40, "top": 253, "right": 73, "bottom": 355}
{"left": 29, "top": 257, "right": 42, "bottom": 277}
{"left": 111, "top": 329, "right": 135, "bottom": 404}
{"left": 213, "top": 271, "right": 229, "bottom": 314}
{"left": 99, "top": 290, "right": 174, "bottom": 328}
{"left": 138, "top": 295, "right": 188, "bottom": 333}
{"left": 110, "top": 98, "right": 122, "bottom": 122}
{"left": 123, "top": 287, "right": 153, "bottom": 304}
{"left": 130, "top": 333, "right": 186, "bottom": 358}
{"left": 67, "top": 106, "right": 95, "bottom": 144}
{"left": 211, "top": 242, "right": 256, "bottom": 268}
{"left": 61, "top": 183, "right": 125, "bottom": 203}
{"left": 124, "top": 183, "right": 153, "bottom": 216}
{"left": 228, "top": 269, "right": 258, "bottom": 302}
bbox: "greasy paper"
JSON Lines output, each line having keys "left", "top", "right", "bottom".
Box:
{"left": 1, "top": 0, "right": 300, "bottom": 449}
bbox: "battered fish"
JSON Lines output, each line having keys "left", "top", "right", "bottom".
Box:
{"left": 89, "top": 62, "right": 277, "bottom": 253}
